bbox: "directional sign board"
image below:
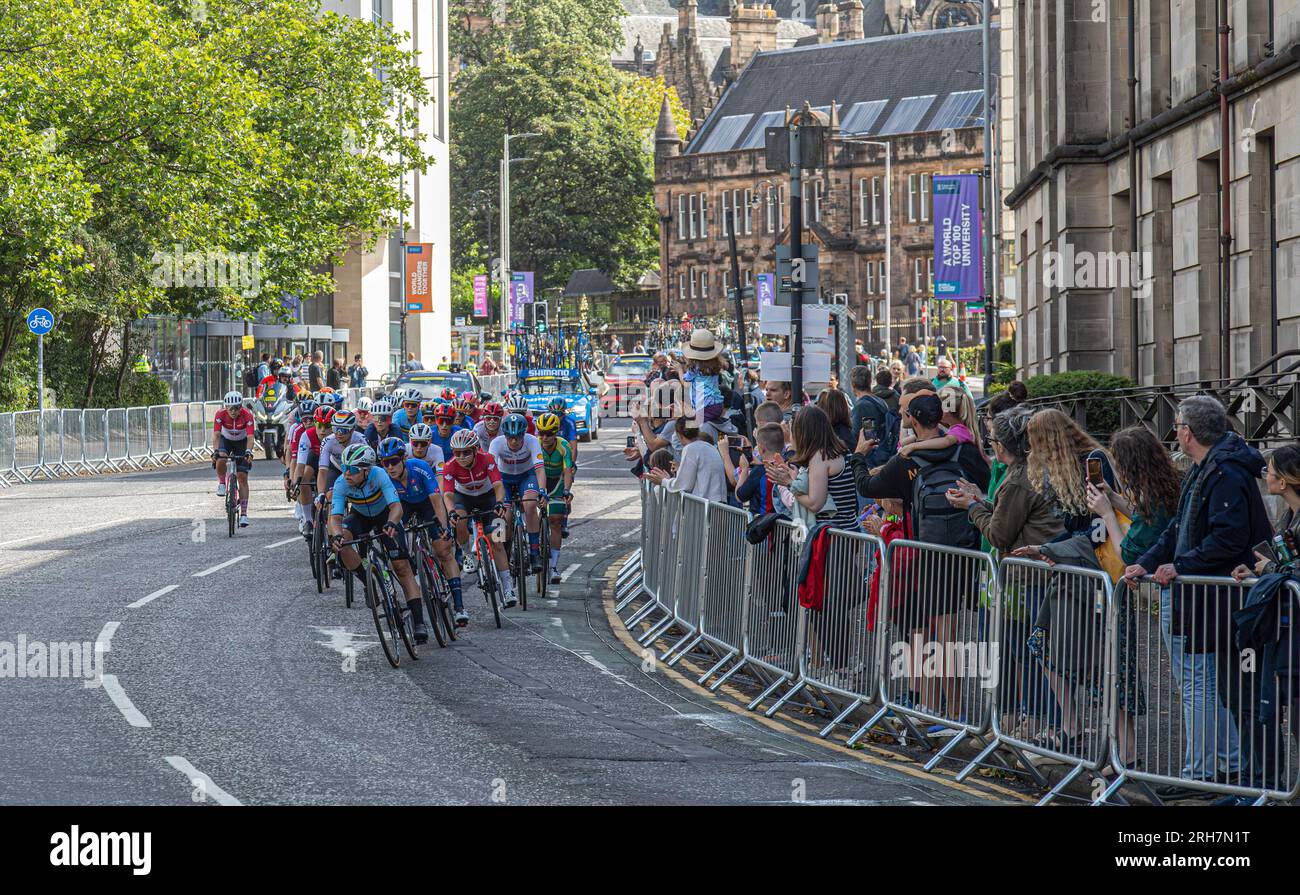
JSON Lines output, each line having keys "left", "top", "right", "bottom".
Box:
{"left": 27, "top": 308, "right": 54, "bottom": 336}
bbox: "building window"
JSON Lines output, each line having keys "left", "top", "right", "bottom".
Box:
{"left": 699, "top": 192, "right": 709, "bottom": 238}
{"left": 688, "top": 194, "right": 698, "bottom": 239}
{"left": 678, "top": 272, "right": 686, "bottom": 302}
{"left": 871, "top": 177, "right": 882, "bottom": 225}
{"left": 879, "top": 260, "right": 887, "bottom": 294}
{"left": 689, "top": 267, "right": 697, "bottom": 299}
{"left": 721, "top": 189, "right": 731, "bottom": 236}
{"left": 744, "top": 268, "right": 752, "bottom": 286}
{"left": 865, "top": 263, "right": 875, "bottom": 294}
{"left": 928, "top": 256, "right": 934, "bottom": 292}
{"left": 723, "top": 269, "right": 730, "bottom": 295}
{"left": 765, "top": 185, "right": 776, "bottom": 233}
{"left": 921, "top": 174, "right": 932, "bottom": 223}
{"left": 913, "top": 257, "right": 924, "bottom": 291}
{"left": 907, "top": 175, "right": 918, "bottom": 223}
{"left": 700, "top": 268, "right": 708, "bottom": 299}
{"left": 857, "top": 179, "right": 867, "bottom": 226}
{"left": 743, "top": 188, "right": 753, "bottom": 234}
{"left": 677, "top": 194, "right": 686, "bottom": 240}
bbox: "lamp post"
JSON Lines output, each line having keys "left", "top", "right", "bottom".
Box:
{"left": 840, "top": 137, "right": 892, "bottom": 354}
{"left": 499, "top": 131, "right": 541, "bottom": 363}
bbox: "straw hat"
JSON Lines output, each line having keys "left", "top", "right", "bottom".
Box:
{"left": 682, "top": 329, "right": 722, "bottom": 361}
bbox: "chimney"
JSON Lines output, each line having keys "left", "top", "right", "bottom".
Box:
{"left": 815, "top": 2, "right": 839, "bottom": 43}
{"left": 838, "top": 0, "right": 865, "bottom": 40}
{"left": 679, "top": 0, "right": 698, "bottom": 36}
{"left": 729, "top": 2, "right": 779, "bottom": 79}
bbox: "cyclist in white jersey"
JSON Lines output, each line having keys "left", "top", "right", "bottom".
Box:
{"left": 488, "top": 414, "right": 547, "bottom": 572}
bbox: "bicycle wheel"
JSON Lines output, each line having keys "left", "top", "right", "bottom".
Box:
{"left": 385, "top": 563, "right": 418, "bottom": 661}
{"left": 511, "top": 517, "right": 528, "bottom": 611}
{"left": 344, "top": 565, "right": 354, "bottom": 609}
{"left": 367, "top": 558, "right": 400, "bottom": 668}
{"left": 414, "top": 537, "right": 448, "bottom": 648}
{"left": 425, "top": 537, "right": 457, "bottom": 641}
{"left": 307, "top": 512, "right": 321, "bottom": 583}
{"left": 535, "top": 505, "right": 550, "bottom": 604}
{"left": 226, "top": 477, "right": 237, "bottom": 538}
{"left": 480, "top": 539, "right": 502, "bottom": 629}
{"left": 313, "top": 510, "right": 329, "bottom": 594}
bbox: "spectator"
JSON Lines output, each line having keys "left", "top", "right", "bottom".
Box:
{"left": 1025, "top": 409, "right": 1115, "bottom": 538}
{"left": 307, "top": 351, "right": 325, "bottom": 391}
{"left": 763, "top": 380, "right": 795, "bottom": 421}
{"left": 904, "top": 343, "right": 922, "bottom": 377}
{"left": 932, "top": 356, "right": 969, "bottom": 396}
{"left": 326, "top": 358, "right": 344, "bottom": 390}
{"left": 256, "top": 352, "right": 271, "bottom": 383}
{"left": 1233, "top": 444, "right": 1300, "bottom": 579}
{"left": 1124, "top": 396, "right": 1270, "bottom": 797}
{"left": 895, "top": 336, "right": 909, "bottom": 361}
{"left": 734, "top": 424, "right": 789, "bottom": 516}
{"left": 1006, "top": 380, "right": 1029, "bottom": 404}
{"left": 850, "top": 365, "right": 891, "bottom": 455}
{"left": 644, "top": 417, "right": 727, "bottom": 502}
{"left": 816, "top": 388, "right": 854, "bottom": 451}
{"left": 899, "top": 385, "right": 984, "bottom": 466}
{"left": 763, "top": 405, "right": 859, "bottom": 532}
{"left": 934, "top": 334, "right": 949, "bottom": 364}
{"left": 348, "top": 354, "right": 369, "bottom": 389}
{"left": 404, "top": 352, "right": 424, "bottom": 372}
{"left": 872, "top": 367, "right": 899, "bottom": 414}
{"left": 888, "top": 359, "right": 906, "bottom": 396}
{"left": 480, "top": 354, "right": 497, "bottom": 376}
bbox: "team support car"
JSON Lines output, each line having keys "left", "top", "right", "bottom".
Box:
{"left": 600, "top": 354, "right": 652, "bottom": 415}
{"left": 395, "top": 369, "right": 484, "bottom": 402}
{"left": 514, "top": 368, "right": 599, "bottom": 442}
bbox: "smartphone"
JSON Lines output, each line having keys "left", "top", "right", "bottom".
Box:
{"left": 861, "top": 423, "right": 877, "bottom": 441}
{"left": 1086, "top": 457, "right": 1103, "bottom": 486}
{"left": 727, "top": 436, "right": 742, "bottom": 450}
{"left": 1253, "top": 541, "right": 1277, "bottom": 562}
{"left": 626, "top": 435, "right": 636, "bottom": 449}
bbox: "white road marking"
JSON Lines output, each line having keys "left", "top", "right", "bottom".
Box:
{"left": 619, "top": 526, "right": 641, "bottom": 539}
{"left": 263, "top": 536, "right": 300, "bottom": 550}
{"left": 309, "top": 626, "right": 379, "bottom": 658}
{"left": 128, "top": 585, "right": 179, "bottom": 610}
{"left": 192, "top": 555, "right": 250, "bottom": 577}
{"left": 100, "top": 674, "right": 151, "bottom": 728}
{"left": 96, "top": 621, "right": 119, "bottom": 653}
{"left": 164, "top": 756, "right": 243, "bottom": 806}
{"left": 583, "top": 552, "right": 597, "bottom": 558}
{"left": 575, "top": 651, "right": 634, "bottom": 689}
{"left": 559, "top": 563, "right": 581, "bottom": 582}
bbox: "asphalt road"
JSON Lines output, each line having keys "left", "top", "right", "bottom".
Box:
{"left": 0, "top": 417, "right": 994, "bottom": 805}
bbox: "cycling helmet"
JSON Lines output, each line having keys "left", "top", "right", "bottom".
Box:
{"left": 357, "top": 397, "right": 373, "bottom": 413}
{"left": 389, "top": 387, "right": 406, "bottom": 403}
{"left": 459, "top": 391, "right": 479, "bottom": 407}
{"left": 480, "top": 402, "right": 504, "bottom": 419}
{"left": 377, "top": 436, "right": 407, "bottom": 460}
{"left": 277, "top": 368, "right": 292, "bottom": 381}
{"left": 270, "top": 358, "right": 284, "bottom": 373}
{"left": 536, "top": 412, "right": 562, "bottom": 435}
{"left": 501, "top": 413, "right": 528, "bottom": 438}
{"left": 420, "top": 400, "right": 440, "bottom": 417}
{"left": 314, "top": 407, "right": 335, "bottom": 427}
{"left": 223, "top": 390, "right": 243, "bottom": 408}
{"left": 408, "top": 422, "right": 433, "bottom": 443}
{"left": 297, "top": 398, "right": 318, "bottom": 419}
{"left": 371, "top": 399, "right": 394, "bottom": 418}
{"left": 504, "top": 393, "right": 529, "bottom": 413}
{"left": 340, "top": 442, "right": 376, "bottom": 471}
{"left": 401, "top": 392, "right": 421, "bottom": 408}
{"left": 331, "top": 409, "right": 357, "bottom": 433}
{"left": 547, "top": 397, "right": 567, "bottom": 413}
{"left": 439, "top": 387, "right": 457, "bottom": 402}
{"left": 449, "top": 429, "right": 480, "bottom": 451}
{"left": 318, "top": 386, "right": 335, "bottom": 395}
{"left": 328, "top": 392, "right": 346, "bottom": 409}
{"left": 432, "top": 403, "right": 456, "bottom": 423}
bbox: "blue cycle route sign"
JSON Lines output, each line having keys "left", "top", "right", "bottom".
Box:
{"left": 27, "top": 308, "right": 55, "bottom": 336}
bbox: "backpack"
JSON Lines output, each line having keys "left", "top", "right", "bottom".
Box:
{"left": 856, "top": 394, "right": 901, "bottom": 466}
{"left": 910, "top": 447, "right": 979, "bottom": 549}
{"left": 243, "top": 366, "right": 259, "bottom": 390}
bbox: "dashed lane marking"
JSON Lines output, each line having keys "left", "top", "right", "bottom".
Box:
{"left": 100, "top": 675, "right": 151, "bottom": 728}
{"left": 128, "top": 585, "right": 179, "bottom": 610}
{"left": 164, "top": 756, "right": 243, "bottom": 806}
{"left": 264, "top": 536, "right": 301, "bottom": 549}
{"left": 559, "top": 563, "right": 581, "bottom": 582}
{"left": 192, "top": 555, "right": 250, "bottom": 577}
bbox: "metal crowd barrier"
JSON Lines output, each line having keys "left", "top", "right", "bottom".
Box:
{"left": 623, "top": 483, "right": 1300, "bottom": 806}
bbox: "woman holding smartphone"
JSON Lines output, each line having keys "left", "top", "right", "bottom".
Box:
{"left": 1232, "top": 444, "right": 1300, "bottom": 580}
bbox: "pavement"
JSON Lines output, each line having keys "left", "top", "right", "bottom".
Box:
{"left": 0, "top": 417, "right": 1001, "bottom": 805}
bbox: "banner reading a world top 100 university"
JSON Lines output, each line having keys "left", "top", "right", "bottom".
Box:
{"left": 473, "top": 275, "right": 488, "bottom": 317}
{"left": 932, "top": 174, "right": 982, "bottom": 301}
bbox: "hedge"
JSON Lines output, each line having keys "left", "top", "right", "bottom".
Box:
{"left": 1023, "top": 370, "right": 1136, "bottom": 438}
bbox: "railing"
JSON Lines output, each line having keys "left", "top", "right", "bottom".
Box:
{"left": 618, "top": 484, "right": 1300, "bottom": 806}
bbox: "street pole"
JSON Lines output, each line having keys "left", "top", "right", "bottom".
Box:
{"left": 789, "top": 124, "right": 804, "bottom": 408}
{"left": 498, "top": 151, "right": 508, "bottom": 361}
{"left": 981, "top": 0, "right": 996, "bottom": 393}
{"left": 36, "top": 333, "right": 44, "bottom": 461}
{"left": 399, "top": 96, "right": 408, "bottom": 371}
{"left": 725, "top": 204, "right": 752, "bottom": 434}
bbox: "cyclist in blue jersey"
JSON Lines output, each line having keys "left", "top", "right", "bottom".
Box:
{"left": 406, "top": 422, "right": 446, "bottom": 474}
{"left": 364, "top": 398, "right": 397, "bottom": 449}
{"left": 378, "top": 437, "right": 468, "bottom": 629}
{"left": 328, "top": 443, "right": 428, "bottom": 643}
{"left": 429, "top": 403, "right": 465, "bottom": 460}
{"left": 391, "top": 391, "right": 424, "bottom": 439}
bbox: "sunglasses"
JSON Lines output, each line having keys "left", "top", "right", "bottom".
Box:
{"left": 453, "top": 448, "right": 476, "bottom": 457}
{"left": 380, "top": 456, "right": 404, "bottom": 467}
{"left": 342, "top": 464, "right": 369, "bottom": 475}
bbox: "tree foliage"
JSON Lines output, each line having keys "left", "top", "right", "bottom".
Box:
{"left": 450, "top": 0, "right": 626, "bottom": 67}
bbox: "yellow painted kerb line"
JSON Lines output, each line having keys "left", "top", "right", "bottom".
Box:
{"left": 601, "top": 553, "right": 1034, "bottom": 805}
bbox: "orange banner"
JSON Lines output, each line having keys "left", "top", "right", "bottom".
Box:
{"left": 405, "top": 243, "right": 433, "bottom": 313}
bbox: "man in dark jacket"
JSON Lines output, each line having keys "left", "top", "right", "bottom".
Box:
{"left": 1124, "top": 395, "right": 1269, "bottom": 796}
{"left": 849, "top": 365, "right": 892, "bottom": 465}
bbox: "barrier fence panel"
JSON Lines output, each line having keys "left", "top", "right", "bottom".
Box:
{"left": 617, "top": 478, "right": 655, "bottom": 614}
{"left": 83, "top": 409, "right": 109, "bottom": 471}
{"left": 739, "top": 518, "right": 804, "bottom": 711}
{"left": 954, "top": 556, "right": 1113, "bottom": 804}
{"left": 167, "top": 403, "right": 192, "bottom": 459}
{"left": 40, "top": 410, "right": 64, "bottom": 476}
{"left": 660, "top": 493, "right": 710, "bottom": 663}
{"left": 852, "top": 539, "right": 997, "bottom": 771}
{"left": 13, "top": 411, "right": 40, "bottom": 480}
{"left": 148, "top": 405, "right": 174, "bottom": 462}
{"left": 0, "top": 413, "right": 16, "bottom": 485}
{"left": 1099, "top": 575, "right": 1300, "bottom": 805}
{"left": 106, "top": 408, "right": 129, "bottom": 470}
{"left": 627, "top": 485, "right": 677, "bottom": 636}
{"left": 59, "top": 409, "right": 87, "bottom": 473}
{"left": 200, "top": 403, "right": 222, "bottom": 459}
{"left": 187, "top": 403, "right": 207, "bottom": 460}
{"left": 693, "top": 501, "right": 750, "bottom": 686}
{"left": 636, "top": 488, "right": 684, "bottom": 646}
{"left": 125, "top": 407, "right": 152, "bottom": 468}
{"left": 801, "top": 530, "right": 886, "bottom": 738}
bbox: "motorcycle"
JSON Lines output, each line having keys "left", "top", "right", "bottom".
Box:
{"left": 253, "top": 395, "right": 294, "bottom": 461}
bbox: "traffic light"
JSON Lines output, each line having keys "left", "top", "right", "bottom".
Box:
{"left": 533, "top": 302, "right": 549, "bottom": 332}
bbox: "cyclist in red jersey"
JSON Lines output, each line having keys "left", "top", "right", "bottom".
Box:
{"left": 213, "top": 391, "right": 255, "bottom": 526}
{"left": 441, "top": 430, "right": 516, "bottom": 607}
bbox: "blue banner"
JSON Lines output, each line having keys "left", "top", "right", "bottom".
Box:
{"left": 932, "top": 174, "right": 982, "bottom": 301}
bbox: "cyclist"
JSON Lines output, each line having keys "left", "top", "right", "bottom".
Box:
{"left": 439, "top": 386, "right": 457, "bottom": 405}
{"left": 441, "top": 429, "right": 516, "bottom": 608}
{"left": 429, "top": 403, "right": 465, "bottom": 460}
{"left": 489, "top": 413, "right": 546, "bottom": 574}
{"left": 354, "top": 396, "right": 374, "bottom": 433}
{"left": 315, "top": 409, "right": 368, "bottom": 503}
{"left": 328, "top": 443, "right": 429, "bottom": 644}
{"left": 378, "top": 436, "right": 468, "bottom": 630}
{"left": 392, "top": 391, "right": 424, "bottom": 438}
{"left": 406, "top": 422, "right": 445, "bottom": 473}
{"left": 286, "top": 397, "right": 317, "bottom": 527}
{"left": 473, "top": 401, "right": 504, "bottom": 447}
{"left": 364, "top": 398, "right": 396, "bottom": 449}
{"left": 504, "top": 392, "right": 536, "bottom": 435}
{"left": 536, "top": 412, "right": 576, "bottom": 584}
{"left": 456, "top": 392, "right": 479, "bottom": 428}
{"left": 213, "top": 390, "right": 255, "bottom": 527}
{"left": 296, "top": 406, "right": 334, "bottom": 533}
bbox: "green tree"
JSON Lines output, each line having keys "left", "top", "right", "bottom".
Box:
{"left": 451, "top": 0, "right": 625, "bottom": 67}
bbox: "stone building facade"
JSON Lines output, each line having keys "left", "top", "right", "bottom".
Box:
{"left": 654, "top": 27, "right": 997, "bottom": 356}
{"left": 1007, "top": 0, "right": 1300, "bottom": 384}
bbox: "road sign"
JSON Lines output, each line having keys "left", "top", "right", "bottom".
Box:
{"left": 241, "top": 334, "right": 255, "bottom": 350}
{"left": 26, "top": 308, "right": 54, "bottom": 336}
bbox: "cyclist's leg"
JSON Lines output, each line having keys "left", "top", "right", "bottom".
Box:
{"left": 430, "top": 523, "right": 465, "bottom": 611}
{"left": 235, "top": 446, "right": 251, "bottom": 520}
{"left": 383, "top": 524, "right": 425, "bottom": 637}
{"left": 548, "top": 494, "right": 565, "bottom": 579}
{"left": 336, "top": 514, "right": 365, "bottom": 571}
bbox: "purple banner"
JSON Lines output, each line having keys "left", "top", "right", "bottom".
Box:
{"left": 756, "top": 273, "right": 774, "bottom": 310}
{"left": 509, "top": 271, "right": 533, "bottom": 328}
{"left": 932, "top": 174, "right": 982, "bottom": 301}
{"left": 473, "top": 275, "right": 488, "bottom": 317}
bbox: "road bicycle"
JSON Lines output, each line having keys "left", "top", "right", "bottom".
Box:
{"left": 341, "top": 529, "right": 418, "bottom": 668}
{"left": 405, "top": 518, "right": 456, "bottom": 647}
{"left": 213, "top": 448, "right": 251, "bottom": 538}
{"left": 506, "top": 496, "right": 532, "bottom": 612}
{"left": 458, "top": 507, "right": 506, "bottom": 629}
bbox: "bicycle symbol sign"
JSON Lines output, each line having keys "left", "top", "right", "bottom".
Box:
{"left": 27, "top": 308, "right": 54, "bottom": 336}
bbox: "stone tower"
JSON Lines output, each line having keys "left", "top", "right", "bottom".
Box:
{"left": 729, "top": 3, "right": 781, "bottom": 79}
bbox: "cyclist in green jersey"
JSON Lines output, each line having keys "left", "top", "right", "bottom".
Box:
{"left": 535, "top": 412, "right": 575, "bottom": 584}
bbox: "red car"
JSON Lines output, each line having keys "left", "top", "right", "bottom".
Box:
{"left": 600, "top": 354, "right": 652, "bottom": 416}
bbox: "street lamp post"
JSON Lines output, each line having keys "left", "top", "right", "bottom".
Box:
{"left": 840, "top": 137, "right": 892, "bottom": 356}
{"left": 499, "top": 131, "right": 541, "bottom": 366}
